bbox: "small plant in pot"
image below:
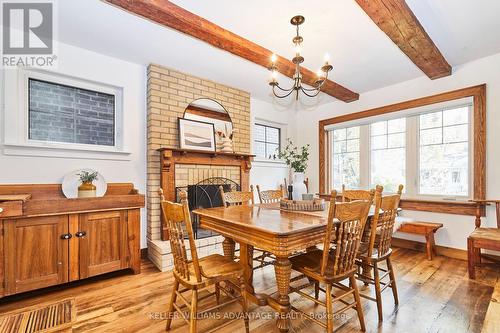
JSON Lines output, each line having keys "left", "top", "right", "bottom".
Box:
{"left": 278, "top": 139, "right": 310, "bottom": 200}
{"left": 77, "top": 171, "right": 99, "bottom": 198}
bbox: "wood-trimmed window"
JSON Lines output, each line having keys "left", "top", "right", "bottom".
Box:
{"left": 319, "top": 85, "right": 486, "bottom": 216}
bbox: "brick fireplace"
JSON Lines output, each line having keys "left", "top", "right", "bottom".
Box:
{"left": 146, "top": 64, "right": 251, "bottom": 271}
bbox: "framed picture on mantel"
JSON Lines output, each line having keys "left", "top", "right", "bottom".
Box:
{"left": 178, "top": 118, "right": 216, "bottom": 152}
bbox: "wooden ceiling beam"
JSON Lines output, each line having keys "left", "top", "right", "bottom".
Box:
{"left": 355, "top": 0, "right": 452, "bottom": 79}
{"left": 104, "top": 0, "right": 359, "bottom": 102}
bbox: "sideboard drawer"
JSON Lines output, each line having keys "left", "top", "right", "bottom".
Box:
{"left": 0, "top": 201, "right": 23, "bottom": 218}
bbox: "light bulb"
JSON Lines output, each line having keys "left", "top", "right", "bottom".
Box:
{"left": 324, "top": 53, "right": 330, "bottom": 63}
{"left": 271, "top": 53, "right": 277, "bottom": 63}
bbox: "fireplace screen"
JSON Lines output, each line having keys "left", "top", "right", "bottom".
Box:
{"left": 176, "top": 177, "right": 240, "bottom": 239}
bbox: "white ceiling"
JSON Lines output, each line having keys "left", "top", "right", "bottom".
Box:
{"left": 57, "top": 0, "right": 500, "bottom": 105}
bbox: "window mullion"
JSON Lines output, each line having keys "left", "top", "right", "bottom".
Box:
{"left": 405, "top": 117, "right": 418, "bottom": 197}
{"left": 359, "top": 125, "right": 370, "bottom": 189}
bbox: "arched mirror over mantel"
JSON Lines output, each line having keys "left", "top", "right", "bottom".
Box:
{"left": 183, "top": 98, "right": 234, "bottom": 152}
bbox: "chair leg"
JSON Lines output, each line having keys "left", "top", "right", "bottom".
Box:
{"left": 475, "top": 247, "right": 482, "bottom": 264}
{"left": 386, "top": 257, "right": 399, "bottom": 305}
{"left": 239, "top": 276, "right": 250, "bottom": 333}
{"left": 361, "top": 260, "right": 371, "bottom": 286}
{"left": 166, "top": 279, "right": 179, "bottom": 331}
{"left": 350, "top": 275, "right": 366, "bottom": 332}
{"left": 326, "top": 283, "right": 334, "bottom": 333}
{"left": 189, "top": 290, "right": 198, "bottom": 333}
{"left": 215, "top": 282, "right": 221, "bottom": 304}
{"left": 373, "top": 262, "right": 383, "bottom": 322}
{"left": 314, "top": 282, "right": 320, "bottom": 300}
{"left": 467, "top": 238, "right": 476, "bottom": 279}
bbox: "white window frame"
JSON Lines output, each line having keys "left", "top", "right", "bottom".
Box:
{"left": 414, "top": 104, "right": 474, "bottom": 201}
{"left": 3, "top": 67, "right": 129, "bottom": 160}
{"left": 330, "top": 126, "right": 362, "bottom": 189}
{"left": 252, "top": 119, "right": 286, "bottom": 164}
{"left": 328, "top": 98, "right": 473, "bottom": 201}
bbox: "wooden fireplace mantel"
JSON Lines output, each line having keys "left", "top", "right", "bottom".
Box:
{"left": 157, "top": 148, "right": 254, "bottom": 240}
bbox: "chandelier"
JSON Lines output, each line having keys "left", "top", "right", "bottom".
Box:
{"left": 269, "top": 15, "right": 333, "bottom": 100}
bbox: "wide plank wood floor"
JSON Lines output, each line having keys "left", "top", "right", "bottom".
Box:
{"left": 0, "top": 248, "right": 498, "bottom": 333}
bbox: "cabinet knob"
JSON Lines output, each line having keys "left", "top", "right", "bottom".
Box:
{"left": 75, "top": 231, "right": 87, "bottom": 238}
{"left": 0, "top": 207, "right": 3, "bottom": 213}
{"left": 60, "top": 233, "right": 72, "bottom": 240}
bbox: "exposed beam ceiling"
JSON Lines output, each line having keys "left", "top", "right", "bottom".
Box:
{"left": 103, "top": 0, "right": 359, "bottom": 102}
{"left": 355, "top": 0, "right": 452, "bottom": 79}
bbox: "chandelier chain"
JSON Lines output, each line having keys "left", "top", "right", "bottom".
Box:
{"left": 268, "top": 15, "right": 333, "bottom": 100}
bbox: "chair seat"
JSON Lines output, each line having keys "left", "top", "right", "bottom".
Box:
{"left": 190, "top": 254, "right": 244, "bottom": 279}
{"left": 290, "top": 249, "right": 354, "bottom": 281}
{"left": 469, "top": 228, "right": 500, "bottom": 242}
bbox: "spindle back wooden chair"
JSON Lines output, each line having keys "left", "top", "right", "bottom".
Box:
{"left": 254, "top": 185, "right": 284, "bottom": 267}
{"left": 160, "top": 191, "right": 249, "bottom": 333}
{"left": 341, "top": 184, "right": 376, "bottom": 203}
{"left": 355, "top": 184, "right": 403, "bottom": 322}
{"left": 289, "top": 191, "right": 371, "bottom": 332}
{"left": 256, "top": 185, "right": 283, "bottom": 204}
{"left": 220, "top": 185, "right": 276, "bottom": 269}
{"left": 220, "top": 185, "right": 254, "bottom": 207}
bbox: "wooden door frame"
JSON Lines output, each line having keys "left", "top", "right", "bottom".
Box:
{"left": 318, "top": 84, "right": 486, "bottom": 216}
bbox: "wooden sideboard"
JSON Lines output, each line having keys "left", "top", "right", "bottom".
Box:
{"left": 0, "top": 183, "right": 145, "bottom": 298}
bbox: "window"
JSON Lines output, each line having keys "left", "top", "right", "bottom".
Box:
{"left": 29, "top": 79, "right": 115, "bottom": 146}
{"left": 419, "top": 107, "right": 469, "bottom": 196}
{"left": 3, "top": 68, "right": 125, "bottom": 158}
{"left": 370, "top": 118, "right": 406, "bottom": 192}
{"left": 332, "top": 126, "right": 360, "bottom": 189}
{"left": 328, "top": 103, "right": 472, "bottom": 199}
{"left": 254, "top": 124, "right": 281, "bottom": 159}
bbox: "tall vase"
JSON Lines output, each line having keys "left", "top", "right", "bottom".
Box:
{"left": 292, "top": 172, "right": 307, "bottom": 200}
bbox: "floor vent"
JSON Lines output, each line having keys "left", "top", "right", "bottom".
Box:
{"left": 0, "top": 299, "right": 74, "bottom": 333}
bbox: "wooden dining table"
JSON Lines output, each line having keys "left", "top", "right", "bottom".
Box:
{"left": 193, "top": 202, "right": 360, "bottom": 333}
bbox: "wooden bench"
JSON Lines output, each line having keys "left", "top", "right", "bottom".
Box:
{"left": 396, "top": 217, "right": 444, "bottom": 260}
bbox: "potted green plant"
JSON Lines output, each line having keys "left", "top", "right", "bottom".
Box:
{"left": 77, "top": 170, "right": 99, "bottom": 198}
{"left": 278, "top": 139, "right": 310, "bottom": 200}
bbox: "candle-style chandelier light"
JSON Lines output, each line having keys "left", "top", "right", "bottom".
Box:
{"left": 269, "top": 15, "right": 333, "bottom": 100}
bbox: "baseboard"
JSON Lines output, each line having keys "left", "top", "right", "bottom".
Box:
{"left": 392, "top": 237, "right": 468, "bottom": 261}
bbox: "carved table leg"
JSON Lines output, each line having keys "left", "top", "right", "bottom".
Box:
{"left": 223, "top": 237, "right": 236, "bottom": 260}
{"left": 239, "top": 243, "right": 255, "bottom": 294}
{"left": 275, "top": 256, "right": 292, "bottom": 333}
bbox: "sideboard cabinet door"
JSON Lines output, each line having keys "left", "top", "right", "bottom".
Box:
{"left": 4, "top": 216, "right": 69, "bottom": 295}
{"left": 78, "top": 211, "right": 128, "bottom": 278}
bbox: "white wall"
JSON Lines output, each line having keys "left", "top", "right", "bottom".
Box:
{"left": 0, "top": 42, "right": 148, "bottom": 248}
{"left": 249, "top": 98, "right": 295, "bottom": 194}
{"left": 0, "top": 45, "right": 299, "bottom": 248}
{"left": 4, "top": 41, "right": 498, "bottom": 252}
{"left": 294, "top": 52, "right": 500, "bottom": 250}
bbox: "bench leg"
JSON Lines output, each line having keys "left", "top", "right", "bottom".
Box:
{"left": 467, "top": 238, "right": 476, "bottom": 279}
{"left": 424, "top": 232, "right": 435, "bottom": 260}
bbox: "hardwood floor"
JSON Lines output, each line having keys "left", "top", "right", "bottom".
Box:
{"left": 0, "top": 248, "right": 498, "bottom": 333}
